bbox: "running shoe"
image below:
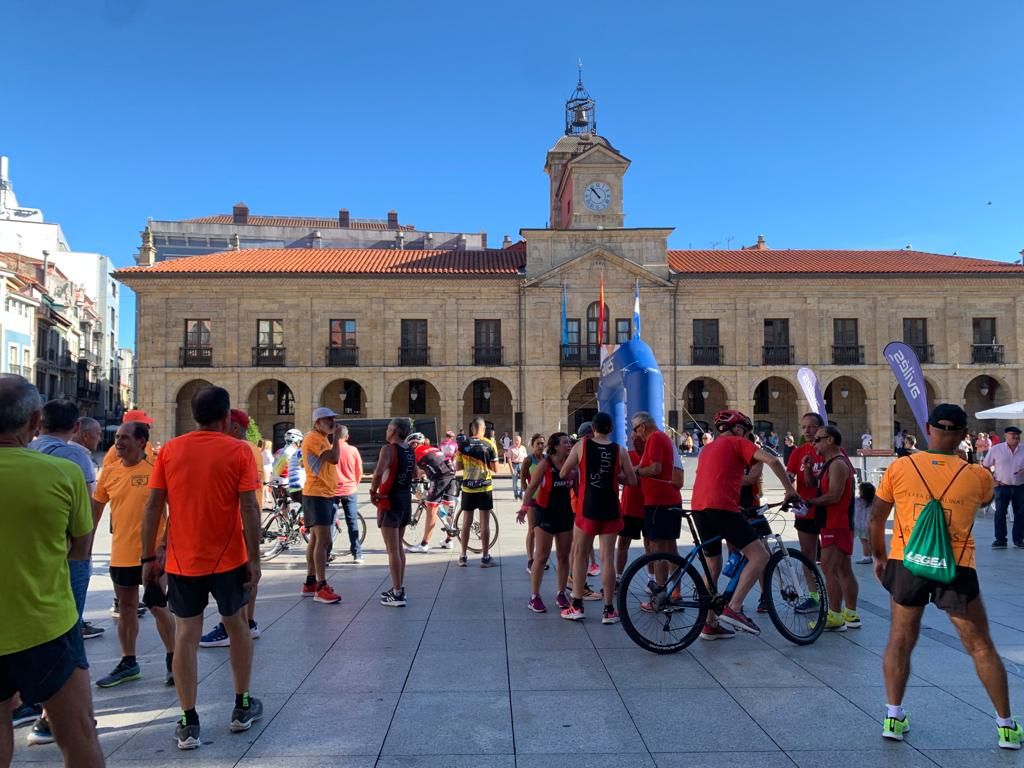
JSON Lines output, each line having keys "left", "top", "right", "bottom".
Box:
{"left": 882, "top": 714, "right": 910, "bottom": 741}
{"left": 406, "top": 543, "right": 430, "bottom": 554}
{"left": 588, "top": 562, "right": 601, "bottom": 577}
{"left": 110, "top": 598, "right": 120, "bottom": 617}
{"left": 825, "top": 611, "right": 848, "bottom": 632}
{"left": 96, "top": 659, "right": 142, "bottom": 688}
{"left": 527, "top": 559, "right": 534, "bottom": 575}
{"left": 175, "top": 719, "right": 201, "bottom": 750}
{"left": 794, "top": 596, "right": 819, "bottom": 614}
{"left": 165, "top": 669, "right": 175, "bottom": 687}
{"left": 230, "top": 696, "right": 263, "bottom": 732}
{"left": 380, "top": 589, "right": 407, "bottom": 607}
{"left": 82, "top": 621, "right": 105, "bottom": 640}
{"left": 842, "top": 609, "right": 862, "bottom": 628}
{"left": 700, "top": 622, "right": 737, "bottom": 641}
{"left": 353, "top": 555, "right": 365, "bottom": 563}
{"left": 438, "top": 539, "right": 453, "bottom": 549}
{"left": 993, "top": 540, "right": 1008, "bottom": 549}
{"left": 314, "top": 583, "right": 342, "bottom": 604}
{"left": 560, "top": 604, "right": 585, "bottom": 621}
{"left": 555, "top": 590, "right": 571, "bottom": 610}
{"left": 200, "top": 622, "right": 230, "bottom": 648}
{"left": 756, "top": 595, "right": 769, "bottom": 614}
{"left": 12, "top": 704, "right": 42, "bottom": 728}
{"left": 998, "top": 720, "right": 1023, "bottom": 749}
{"left": 581, "top": 584, "right": 602, "bottom": 601}
{"left": 300, "top": 581, "right": 317, "bottom": 597}
{"left": 601, "top": 607, "right": 620, "bottom": 625}
{"left": 27, "top": 717, "right": 53, "bottom": 745}
{"left": 528, "top": 595, "right": 547, "bottom": 613}
{"left": 458, "top": 555, "right": 468, "bottom": 567}
{"left": 856, "top": 556, "right": 873, "bottom": 564}
{"left": 480, "top": 554, "right": 496, "bottom": 568}
{"left": 640, "top": 585, "right": 665, "bottom": 613}
{"left": 249, "top": 620, "right": 260, "bottom": 639}
{"left": 720, "top": 606, "right": 761, "bottom": 635}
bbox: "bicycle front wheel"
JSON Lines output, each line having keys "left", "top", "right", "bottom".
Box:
{"left": 402, "top": 504, "right": 426, "bottom": 548}
{"left": 358, "top": 512, "right": 367, "bottom": 545}
{"left": 764, "top": 547, "right": 828, "bottom": 645}
{"left": 617, "top": 553, "right": 709, "bottom": 654}
{"left": 453, "top": 508, "right": 499, "bottom": 553}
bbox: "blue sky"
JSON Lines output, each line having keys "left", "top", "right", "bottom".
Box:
{"left": 3, "top": 1, "right": 1022, "bottom": 349}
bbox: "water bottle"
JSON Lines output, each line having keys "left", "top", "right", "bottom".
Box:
{"left": 722, "top": 551, "right": 742, "bottom": 578}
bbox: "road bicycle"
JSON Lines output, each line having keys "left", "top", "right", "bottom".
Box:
{"left": 617, "top": 501, "right": 827, "bottom": 653}
{"left": 261, "top": 484, "right": 366, "bottom": 560}
{"left": 402, "top": 478, "right": 499, "bottom": 553}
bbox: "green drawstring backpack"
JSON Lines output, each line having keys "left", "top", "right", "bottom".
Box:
{"left": 897, "top": 456, "right": 971, "bottom": 584}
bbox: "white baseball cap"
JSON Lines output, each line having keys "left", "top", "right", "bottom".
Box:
{"left": 312, "top": 407, "right": 340, "bottom": 422}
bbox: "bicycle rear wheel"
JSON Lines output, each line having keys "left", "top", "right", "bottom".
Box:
{"left": 764, "top": 547, "right": 828, "bottom": 645}
{"left": 357, "top": 512, "right": 366, "bottom": 545}
{"left": 402, "top": 504, "right": 427, "bottom": 548}
{"left": 453, "top": 508, "right": 499, "bottom": 553}
{"left": 617, "top": 553, "right": 709, "bottom": 654}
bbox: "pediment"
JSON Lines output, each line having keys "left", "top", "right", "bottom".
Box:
{"left": 568, "top": 143, "right": 630, "bottom": 168}
{"left": 523, "top": 246, "right": 671, "bottom": 288}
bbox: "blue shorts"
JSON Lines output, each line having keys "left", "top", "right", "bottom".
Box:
{"left": 302, "top": 495, "right": 336, "bottom": 527}
{"left": 0, "top": 624, "right": 88, "bottom": 704}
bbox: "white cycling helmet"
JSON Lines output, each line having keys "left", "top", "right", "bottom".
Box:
{"left": 405, "top": 432, "right": 426, "bottom": 445}
{"left": 284, "top": 428, "right": 303, "bottom": 444}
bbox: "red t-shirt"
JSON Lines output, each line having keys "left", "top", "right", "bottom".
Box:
{"left": 149, "top": 430, "right": 260, "bottom": 576}
{"left": 621, "top": 450, "right": 645, "bottom": 518}
{"left": 819, "top": 454, "right": 854, "bottom": 530}
{"left": 690, "top": 435, "right": 759, "bottom": 513}
{"left": 786, "top": 442, "right": 823, "bottom": 500}
{"left": 639, "top": 430, "right": 682, "bottom": 507}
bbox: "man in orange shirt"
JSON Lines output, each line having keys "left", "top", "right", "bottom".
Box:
{"left": 141, "top": 386, "right": 262, "bottom": 751}
{"left": 92, "top": 421, "right": 175, "bottom": 688}
{"left": 300, "top": 407, "right": 344, "bottom": 604}
{"left": 102, "top": 409, "right": 156, "bottom": 470}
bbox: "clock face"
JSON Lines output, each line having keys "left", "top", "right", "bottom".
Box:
{"left": 583, "top": 181, "right": 612, "bottom": 211}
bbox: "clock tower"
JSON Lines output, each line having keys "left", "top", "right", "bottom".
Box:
{"left": 545, "top": 74, "right": 630, "bottom": 230}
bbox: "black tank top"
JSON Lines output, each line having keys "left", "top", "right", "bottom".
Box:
{"left": 540, "top": 460, "right": 572, "bottom": 516}
{"left": 389, "top": 443, "right": 414, "bottom": 506}
{"left": 581, "top": 438, "right": 621, "bottom": 521}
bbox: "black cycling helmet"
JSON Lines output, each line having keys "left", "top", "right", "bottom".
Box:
{"left": 713, "top": 409, "right": 753, "bottom": 434}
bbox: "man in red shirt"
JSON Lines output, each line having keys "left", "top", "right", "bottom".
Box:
{"left": 141, "top": 386, "right": 263, "bottom": 750}
{"left": 333, "top": 425, "right": 364, "bottom": 564}
{"left": 786, "top": 412, "right": 826, "bottom": 611}
{"left": 631, "top": 411, "right": 682, "bottom": 592}
{"left": 690, "top": 410, "right": 800, "bottom": 638}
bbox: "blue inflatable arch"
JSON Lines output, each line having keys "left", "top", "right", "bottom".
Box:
{"left": 596, "top": 339, "right": 665, "bottom": 447}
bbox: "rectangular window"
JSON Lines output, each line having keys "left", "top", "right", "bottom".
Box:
{"left": 473, "top": 379, "right": 492, "bottom": 414}
{"left": 763, "top": 318, "right": 790, "bottom": 346}
{"left": 693, "top": 319, "right": 720, "bottom": 347}
{"left": 833, "top": 318, "right": 858, "bottom": 346}
{"left": 257, "top": 319, "right": 284, "bottom": 347}
{"left": 400, "top": 319, "right": 428, "bottom": 349}
{"left": 8, "top": 345, "right": 16, "bottom": 373}
{"left": 903, "top": 318, "right": 927, "bottom": 345}
{"left": 277, "top": 385, "right": 294, "bottom": 416}
{"left": 184, "top": 319, "right": 211, "bottom": 347}
{"left": 474, "top": 319, "right": 501, "bottom": 349}
{"left": 615, "top": 319, "right": 631, "bottom": 344}
{"left": 329, "top": 319, "right": 357, "bottom": 347}
{"left": 408, "top": 380, "right": 426, "bottom": 415}
{"left": 566, "top": 319, "right": 581, "bottom": 346}
{"left": 973, "top": 317, "right": 997, "bottom": 345}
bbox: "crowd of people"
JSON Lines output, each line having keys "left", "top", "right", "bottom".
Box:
{"left": 1, "top": 372, "right": 1022, "bottom": 764}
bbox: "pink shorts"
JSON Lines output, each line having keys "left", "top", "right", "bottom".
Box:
{"left": 820, "top": 528, "right": 854, "bottom": 556}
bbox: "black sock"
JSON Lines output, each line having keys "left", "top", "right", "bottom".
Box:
{"left": 572, "top": 598, "right": 583, "bottom": 610}
{"left": 165, "top": 652, "right": 173, "bottom": 672}
{"left": 123, "top": 655, "right": 137, "bottom": 667}
{"left": 604, "top": 604, "right": 613, "bottom": 613}
{"left": 249, "top": 619, "right": 257, "bottom": 629}
{"left": 305, "top": 574, "right": 316, "bottom": 585}
{"left": 183, "top": 708, "right": 199, "bottom": 726}
{"left": 235, "top": 692, "right": 250, "bottom": 710}
{"left": 318, "top": 580, "right": 327, "bottom": 589}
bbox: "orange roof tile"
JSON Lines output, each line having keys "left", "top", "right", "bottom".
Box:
{"left": 666, "top": 249, "right": 1020, "bottom": 274}
{"left": 115, "top": 248, "right": 527, "bottom": 277}
{"left": 181, "top": 214, "right": 415, "bottom": 231}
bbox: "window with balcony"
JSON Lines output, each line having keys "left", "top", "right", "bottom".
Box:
{"left": 327, "top": 319, "right": 358, "bottom": 366}
{"left": 474, "top": 320, "right": 502, "bottom": 365}
{"left": 763, "top": 319, "right": 792, "bottom": 365}
{"left": 902, "top": 318, "right": 933, "bottom": 363}
{"left": 832, "top": 319, "right": 863, "bottom": 364}
{"left": 400, "top": 319, "right": 429, "bottom": 365}
{"left": 473, "top": 379, "right": 492, "bottom": 414}
{"left": 586, "top": 302, "right": 609, "bottom": 348}
{"left": 692, "top": 319, "right": 721, "bottom": 365}
{"left": 615, "top": 319, "right": 631, "bottom": 345}
{"left": 972, "top": 317, "right": 1002, "bottom": 363}
{"left": 182, "top": 319, "right": 212, "bottom": 367}
{"left": 255, "top": 319, "right": 285, "bottom": 366}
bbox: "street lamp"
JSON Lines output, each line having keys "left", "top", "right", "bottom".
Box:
{"left": 980, "top": 379, "right": 990, "bottom": 397}
{"left": 701, "top": 388, "right": 710, "bottom": 400}
{"left": 409, "top": 388, "right": 419, "bottom": 401}
{"left": 483, "top": 387, "right": 491, "bottom": 400}
{"left": 770, "top": 388, "right": 780, "bottom": 400}
{"left": 840, "top": 386, "right": 850, "bottom": 399}
{"left": 265, "top": 386, "right": 275, "bottom": 402}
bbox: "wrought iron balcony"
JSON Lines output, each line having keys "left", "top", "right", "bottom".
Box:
{"left": 473, "top": 346, "right": 503, "bottom": 366}
{"left": 560, "top": 343, "right": 601, "bottom": 366}
{"left": 77, "top": 384, "right": 100, "bottom": 401}
{"left": 691, "top": 345, "right": 723, "bottom": 366}
{"left": 180, "top": 346, "right": 213, "bottom": 367}
{"left": 398, "top": 346, "right": 430, "bottom": 366}
{"left": 971, "top": 344, "right": 1004, "bottom": 364}
{"left": 252, "top": 346, "right": 286, "bottom": 367}
{"left": 907, "top": 343, "right": 934, "bottom": 363}
{"left": 831, "top": 345, "right": 865, "bottom": 365}
{"left": 326, "top": 346, "right": 359, "bottom": 367}
{"left": 761, "top": 345, "right": 794, "bottom": 366}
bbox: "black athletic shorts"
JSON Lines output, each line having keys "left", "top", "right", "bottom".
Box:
{"left": 166, "top": 564, "right": 249, "bottom": 619}
{"left": 882, "top": 559, "right": 980, "bottom": 615}
{"left": 461, "top": 491, "right": 494, "bottom": 513}
{"left": 303, "top": 495, "right": 335, "bottom": 527}
{"left": 794, "top": 505, "right": 825, "bottom": 535}
{"left": 534, "top": 504, "right": 574, "bottom": 535}
{"left": 379, "top": 496, "right": 412, "bottom": 529}
{"left": 691, "top": 508, "right": 758, "bottom": 558}
{"left": 427, "top": 476, "right": 459, "bottom": 503}
{"left": 0, "top": 623, "right": 88, "bottom": 704}
{"left": 110, "top": 565, "right": 143, "bottom": 588}
{"left": 619, "top": 515, "right": 644, "bottom": 540}
{"left": 644, "top": 505, "right": 683, "bottom": 540}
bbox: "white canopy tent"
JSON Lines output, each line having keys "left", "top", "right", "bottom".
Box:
{"left": 974, "top": 401, "right": 1024, "bottom": 420}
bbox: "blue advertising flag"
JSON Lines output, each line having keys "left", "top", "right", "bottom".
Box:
{"left": 796, "top": 367, "right": 828, "bottom": 420}
{"left": 561, "top": 282, "right": 569, "bottom": 347}
{"left": 633, "top": 278, "right": 641, "bottom": 340}
{"left": 884, "top": 342, "right": 929, "bottom": 436}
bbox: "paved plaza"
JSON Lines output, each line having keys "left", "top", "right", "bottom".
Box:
{"left": 12, "top": 478, "right": 1024, "bottom": 767}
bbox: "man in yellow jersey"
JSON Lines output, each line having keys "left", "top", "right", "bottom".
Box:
{"left": 456, "top": 418, "right": 499, "bottom": 567}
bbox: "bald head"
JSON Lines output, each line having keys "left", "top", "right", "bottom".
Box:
{"left": 0, "top": 375, "right": 42, "bottom": 438}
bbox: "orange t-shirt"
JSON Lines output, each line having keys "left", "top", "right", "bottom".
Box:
{"left": 94, "top": 458, "right": 166, "bottom": 568}
{"left": 302, "top": 430, "right": 338, "bottom": 498}
{"left": 149, "top": 430, "right": 260, "bottom": 576}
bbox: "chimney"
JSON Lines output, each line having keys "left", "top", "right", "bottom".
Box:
{"left": 502, "top": 235, "right": 512, "bottom": 248}
{"left": 387, "top": 210, "right": 399, "bottom": 229}
{"left": 756, "top": 234, "right": 766, "bottom": 250}
{"left": 395, "top": 231, "right": 405, "bottom": 250}
{"left": 338, "top": 209, "right": 350, "bottom": 228}
{"left": 456, "top": 234, "right": 467, "bottom": 251}
{"left": 232, "top": 202, "right": 249, "bottom": 225}
{"left": 424, "top": 233, "right": 434, "bottom": 249}
{"left": 480, "top": 232, "right": 487, "bottom": 249}
{"left": 312, "top": 230, "right": 322, "bottom": 249}
{"left": 230, "top": 233, "right": 241, "bottom": 250}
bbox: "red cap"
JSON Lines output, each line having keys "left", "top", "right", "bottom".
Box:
{"left": 229, "top": 409, "right": 250, "bottom": 429}
{"left": 122, "top": 409, "right": 155, "bottom": 425}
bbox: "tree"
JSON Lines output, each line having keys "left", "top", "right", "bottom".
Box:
{"left": 246, "top": 419, "right": 263, "bottom": 446}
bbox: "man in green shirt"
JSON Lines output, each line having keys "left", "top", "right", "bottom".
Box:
{"left": 0, "top": 375, "right": 102, "bottom": 766}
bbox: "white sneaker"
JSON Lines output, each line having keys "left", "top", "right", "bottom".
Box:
{"left": 353, "top": 555, "right": 365, "bottom": 564}
{"left": 438, "top": 540, "right": 453, "bottom": 550}
{"left": 407, "top": 543, "right": 429, "bottom": 554}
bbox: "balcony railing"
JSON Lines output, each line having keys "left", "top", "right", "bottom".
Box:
{"left": 180, "top": 346, "right": 213, "bottom": 367}
{"left": 907, "top": 343, "right": 934, "bottom": 363}
{"left": 691, "top": 345, "right": 723, "bottom": 366}
{"left": 6, "top": 365, "right": 24, "bottom": 377}
{"left": 971, "top": 344, "right": 1005, "bottom": 364}
{"left": 831, "top": 344, "right": 865, "bottom": 365}
{"left": 398, "top": 346, "right": 430, "bottom": 366}
{"left": 252, "top": 346, "right": 286, "bottom": 367}
{"left": 77, "top": 384, "right": 100, "bottom": 401}
{"left": 560, "top": 343, "right": 602, "bottom": 366}
{"left": 473, "top": 346, "right": 503, "bottom": 366}
{"left": 762, "top": 345, "right": 794, "bottom": 366}
{"left": 326, "top": 346, "right": 359, "bottom": 367}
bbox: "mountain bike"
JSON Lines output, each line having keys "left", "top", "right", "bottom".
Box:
{"left": 617, "top": 501, "right": 827, "bottom": 653}
{"left": 402, "top": 478, "right": 499, "bottom": 553}
{"left": 261, "top": 484, "right": 366, "bottom": 560}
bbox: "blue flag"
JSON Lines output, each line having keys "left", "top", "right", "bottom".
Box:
{"left": 561, "top": 282, "right": 569, "bottom": 346}
{"left": 884, "top": 342, "right": 929, "bottom": 436}
{"left": 633, "top": 278, "right": 641, "bottom": 340}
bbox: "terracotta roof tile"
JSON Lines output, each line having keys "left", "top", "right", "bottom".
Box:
{"left": 182, "top": 214, "right": 416, "bottom": 231}
{"left": 666, "top": 249, "right": 1020, "bottom": 274}
{"left": 115, "top": 248, "right": 527, "bottom": 277}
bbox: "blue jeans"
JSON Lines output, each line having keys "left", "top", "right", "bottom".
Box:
{"left": 994, "top": 485, "right": 1024, "bottom": 545}
{"left": 68, "top": 558, "right": 91, "bottom": 621}
{"left": 511, "top": 463, "right": 523, "bottom": 499}
{"left": 336, "top": 494, "right": 362, "bottom": 558}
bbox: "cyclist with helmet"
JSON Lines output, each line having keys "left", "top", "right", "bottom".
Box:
{"left": 689, "top": 409, "right": 801, "bottom": 638}
{"left": 405, "top": 433, "right": 458, "bottom": 552}
{"left": 272, "top": 428, "right": 306, "bottom": 505}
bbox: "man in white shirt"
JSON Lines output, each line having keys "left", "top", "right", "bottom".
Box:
{"left": 983, "top": 426, "right": 1024, "bottom": 548}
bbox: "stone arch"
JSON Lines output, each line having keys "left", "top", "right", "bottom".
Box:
{"left": 823, "top": 375, "right": 869, "bottom": 442}
{"left": 751, "top": 376, "right": 800, "bottom": 437}
{"left": 462, "top": 377, "right": 514, "bottom": 439}
{"left": 963, "top": 374, "right": 1014, "bottom": 433}
{"left": 390, "top": 378, "right": 442, "bottom": 426}
{"left": 892, "top": 377, "right": 940, "bottom": 441}
{"left": 680, "top": 376, "right": 730, "bottom": 432}
{"left": 320, "top": 377, "right": 368, "bottom": 417}
{"left": 174, "top": 379, "right": 213, "bottom": 437}
{"left": 566, "top": 377, "right": 600, "bottom": 434}
{"left": 247, "top": 378, "right": 296, "bottom": 450}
